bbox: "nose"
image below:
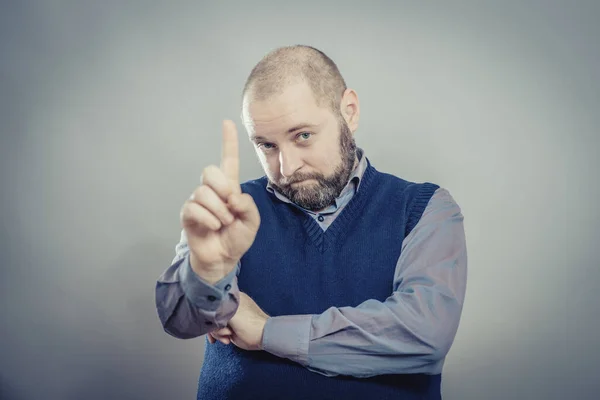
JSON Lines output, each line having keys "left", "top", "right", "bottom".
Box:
{"left": 279, "top": 147, "right": 302, "bottom": 178}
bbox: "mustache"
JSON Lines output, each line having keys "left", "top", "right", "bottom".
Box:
{"left": 278, "top": 172, "right": 324, "bottom": 186}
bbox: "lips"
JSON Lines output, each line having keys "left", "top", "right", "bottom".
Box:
{"left": 291, "top": 178, "right": 316, "bottom": 185}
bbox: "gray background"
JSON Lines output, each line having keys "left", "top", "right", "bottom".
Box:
{"left": 1, "top": 1, "right": 598, "bottom": 399}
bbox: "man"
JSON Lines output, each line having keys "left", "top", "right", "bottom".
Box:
{"left": 155, "top": 45, "right": 467, "bottom": 400}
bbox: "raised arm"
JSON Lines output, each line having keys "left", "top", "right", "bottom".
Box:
{"left": 155, "top": 120, "right": 260, "bottom": 339}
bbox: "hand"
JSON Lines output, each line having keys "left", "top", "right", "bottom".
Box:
{"left": 180, "top": 120, "right": 261, "bottom": 283}
{"left": 208, "top": 292, "right": 269, "bottom": 351}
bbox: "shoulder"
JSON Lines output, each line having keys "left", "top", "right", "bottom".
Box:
{"left": 420, "top": 187, "right": 463, "bottom": 222}
{"left": 368, "top": 162, "right": 440, "bottom": 201}
{"left": 368, "top": 162, "right": 463, "bottom": 231}
{"left": 381, "top": 172, "right": 460, "bottom": 216}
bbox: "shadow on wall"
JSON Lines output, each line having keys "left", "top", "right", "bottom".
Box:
{"left": 1, "top": 374, "right": 27, "bottom": 400}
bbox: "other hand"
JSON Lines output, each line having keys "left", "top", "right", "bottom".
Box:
{"left": 208, "top": 292, "right": 269, "bottom": 351}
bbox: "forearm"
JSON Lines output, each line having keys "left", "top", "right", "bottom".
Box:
{"left": 263, "top": 287, "right": 462, "bottom": 377}
{"left": 155, "top": 254, "right": 240, "bottom": 339}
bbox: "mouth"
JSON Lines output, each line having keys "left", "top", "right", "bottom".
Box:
{"left": 291, "top": 178, "right": 315, "bottom": 186}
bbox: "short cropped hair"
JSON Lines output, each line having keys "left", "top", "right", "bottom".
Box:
{"left": 242, "top": 45, "right": 347, "bottom": 115}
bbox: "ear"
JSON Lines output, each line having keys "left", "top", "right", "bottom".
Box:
{"left": 340, "top": 88, "right": 360, "bottom": 133}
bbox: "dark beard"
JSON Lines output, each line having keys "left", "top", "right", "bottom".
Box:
{"left": 271, "top": 120, "right": 357, "bottom": 211}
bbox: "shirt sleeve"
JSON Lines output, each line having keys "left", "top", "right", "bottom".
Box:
{"left": 261, "top": 188, "right": 467, "bottom": 377}
{"left": 155, "top": 229, "right": 240, "bottom": 339}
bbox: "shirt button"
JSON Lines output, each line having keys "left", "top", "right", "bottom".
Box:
{"left": 207, "top": 295, "right": 217, "bottom": 302}
{"left": 317, "top": 215, "right": 325, "bottom": 222}
{"left": 224, "top": 284, "right": 231, "bottom": 291}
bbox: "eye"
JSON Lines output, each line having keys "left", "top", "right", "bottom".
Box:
{"left": 297, "top": 132, "right": 312, "bottom": 141}
{"left": 257, "top": 142, "right": 276, "bottom": 151}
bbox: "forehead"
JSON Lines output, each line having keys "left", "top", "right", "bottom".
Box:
{"left": 244, "top": 83, "right": 330, "bottom": 137}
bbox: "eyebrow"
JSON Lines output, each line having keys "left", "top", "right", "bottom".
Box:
{"left": 250, "top": 123, "right": 318, "bottom": 142}
{"left": 286, "top": 123, "right": 318, "bottom": 134}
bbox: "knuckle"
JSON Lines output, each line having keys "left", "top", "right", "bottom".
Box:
{"left": 204, "top": 212, "right": 222, "bottom": 229}
{"left": 195, "top": 184, "right": 212, "bottom": 199}
{"left": 201, "top": 165, "right": 219, "bottom": 181}
{"left": 180, "top": 204, "right": 196, "bottom": 225}
{"left": 180, "top": 202, "right": 191, "bottom": 219}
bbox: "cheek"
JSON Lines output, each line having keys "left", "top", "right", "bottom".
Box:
{"left": 307, "top": 146, "right": 338, "bottom": 171}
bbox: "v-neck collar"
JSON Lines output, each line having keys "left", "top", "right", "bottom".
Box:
{"left": 299, "top": 161, "right": 376, "bottom": 253}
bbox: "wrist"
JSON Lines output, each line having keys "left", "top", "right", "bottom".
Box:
{"left": 189, "top": 253, "right": 235, "bottom": 284}
{"left": 258, "top": 316, "right": 269, "bottom": 350}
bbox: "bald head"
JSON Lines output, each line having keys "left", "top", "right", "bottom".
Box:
{"left": 242, "top": 45, "right": 347, "bottom": 116}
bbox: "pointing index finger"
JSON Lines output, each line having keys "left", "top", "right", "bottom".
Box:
{"left": 220, "top": 120, "right": 241, "bottom": 193}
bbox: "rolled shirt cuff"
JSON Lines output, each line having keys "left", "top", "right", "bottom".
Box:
{"left": 262, "top": 314, "right": 312, "bottom": 366}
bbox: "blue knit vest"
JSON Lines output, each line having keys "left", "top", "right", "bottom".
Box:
{"left": 197, "top": 161, "right": 440, "bottom": 400}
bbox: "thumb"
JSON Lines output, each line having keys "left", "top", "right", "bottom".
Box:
{"left": 228, "top": 193, "right": 260, "bottom": 229}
